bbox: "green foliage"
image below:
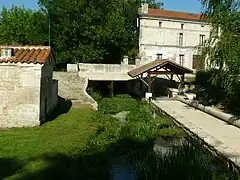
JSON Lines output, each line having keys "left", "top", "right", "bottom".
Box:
{"left": 132, "top": 143, "right": 212, "bottom": 180}
{"left": 0, "top": 6, "right": 48, "bottom": 45}
{"left": 37, "top": 0, "right": 163, "bottom": 64}
{"left": 87, "top": 87, "right": 102, "bottom": 102}
{"left": 126, "top": 106, "right": 153, "bottom": 122}
{"left": 195, "top": 69, "right": 224, "bottom": 106}
{"left": 115, "top": 94, "right": 132, "bottom": 99}
{"left": 0, "top": 1, "right": 163, "bottom": 65}
{"left": 196, "top": 69, "right": 240, "bottom": 112}
{"left": 199, "top": 0, "right": 240, "bottom": 111}
{"left": 98, "top": 97, "right": 139, "bottom": 114}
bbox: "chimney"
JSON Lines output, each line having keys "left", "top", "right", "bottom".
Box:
{"left": 1, "top": 48, "right": 13, "bottom": 58}
{"left": 141, "top": 3, "right": 149, "bottom": 15}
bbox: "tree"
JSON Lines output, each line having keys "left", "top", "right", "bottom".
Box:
{"left": 198, "top": 0, "right": 240, "bottom": 110}
{"left": 201, "top": 0, "right": 240, "bottom": 70}
{"left": 0, "top": 6, "right": 48, "bottom": 45}
{"left": 38, "top": 0, "right": 163, "bottom": 64}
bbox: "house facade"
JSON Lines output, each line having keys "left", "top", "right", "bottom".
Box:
{"left": 138, "top": 4, "right": 210, "bottom": 70}
{"left": 0, "top": 46, "right": 58, "bottom": 128}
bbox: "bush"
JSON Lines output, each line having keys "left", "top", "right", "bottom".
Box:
{"left": 87, "top": 87, "right": 102, "bottom": 102}
{"left": 115, "top": 94, "right": 132, "bottom": 99}
{"left": 126, "top": 107, "right": 153, "bottom": 122}
{"left": 98, "top": 96, "right": 139, "bottom": 114}
{"left": 195, "top": 69, "right": 225, "bottom": 106}
{"left": 196, "top": 69, "right": 240, "bottom": 113}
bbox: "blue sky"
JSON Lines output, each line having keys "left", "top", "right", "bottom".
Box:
{"left": 0, "top": 0, "right": 203, "bottom": 13}
{"left": 162, "top": 0, "right": 203, "bottom": 13}
{"left": 0, "top": 0, "right": 39, "bottom": 10}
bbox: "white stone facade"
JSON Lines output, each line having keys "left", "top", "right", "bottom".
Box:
{"left": 0, "top": 62, "right": 58, "bottom": 128}
{"left": 138, "top": 4, "right": 211, "bottom": 70}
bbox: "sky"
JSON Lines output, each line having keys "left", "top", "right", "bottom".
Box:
{"left": 0, "top": 0, "right": 203, "bottom": 13}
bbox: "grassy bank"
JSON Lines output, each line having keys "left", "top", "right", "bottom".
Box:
{"left": 0, "top": 95, "right": 239, "bottom": 179}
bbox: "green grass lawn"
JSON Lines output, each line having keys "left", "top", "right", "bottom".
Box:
{"left": 0, "top": 108, "right": 99, "bottom": 180}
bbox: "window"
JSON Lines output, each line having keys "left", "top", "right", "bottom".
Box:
{"left": 181, "top": 24, "right": 184, "bottom": 29}
{"left": 1, "top": 48, "right": 12, "bottom": 57}
{"left": 157, "top": 53, "right": 162, "bottom": 60}
{"left": 200, "top": 34, "right": 205, "bottom": 45}
{"left": 4, "top": 50, "right": 9, "bottom": 57}
{"left": 179, "top": 55, "right": 184, "bottom": 65}
{"left": 159, "top": 22, "right": 162, "bottom": 27}
{"left": 179, "top": 33, "right": 183, "bottom": 46}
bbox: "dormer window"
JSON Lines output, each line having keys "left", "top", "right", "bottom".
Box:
{"left": 1, "top": 48, "right": 13, "bottom": 58}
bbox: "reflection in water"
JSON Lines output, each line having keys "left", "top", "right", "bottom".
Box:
{"left": 110, "top": 156, "right": 136, "bottom": 180}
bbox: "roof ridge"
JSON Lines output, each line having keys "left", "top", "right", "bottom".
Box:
{"left": 148, "top": 8, "right": 202, "bottom": 16}
{"left": 0, "top": 46, "right": 51, "bottom": 50}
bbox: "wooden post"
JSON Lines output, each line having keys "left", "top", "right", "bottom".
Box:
{"left": 148, "top": 73, "right": 151, "bottom": 93}
{"left": 182, "top": 74, "right": 185, "bottom": 86}
{"left": 140, "top": 74, "right": 143, "bottom": 90}
{"left": 170, "top": 74, "right": 173, "bottom": 86}
{"left": 179, "top": 74, "right": 185, "bottom": 95}
{"left": 109, "top": 81, "right": 114, "bottom": 98}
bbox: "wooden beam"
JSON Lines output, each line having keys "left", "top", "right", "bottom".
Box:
{"left": 148, "top": 71, "right": 183, "bottom": 75}
{"left": 148, "top": 72, "right": 151, "bottom": 93}
{"left": 137, "top": 76, "right": 149, "bottom": 87}
{"left": 165, "top": 74, "right": 171, "bottom": 80}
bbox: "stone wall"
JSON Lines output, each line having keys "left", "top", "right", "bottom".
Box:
{"left": 53, "top": 72, "right": 97, "bottom": 110}
{"left": 78, "top": 63, "right": 136, "bottom": 81}
{"left": 40, "top": 63, "right": 58, "bottom": 122}
{"left": 0, "top": 63, "right": 42, "bottom": 128}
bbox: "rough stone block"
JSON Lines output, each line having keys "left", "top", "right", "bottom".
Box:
{"left": 67, "top": 64, "right": 78, "bottom": 72}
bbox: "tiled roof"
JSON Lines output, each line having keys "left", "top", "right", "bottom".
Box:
{"left": 142, "top": 8, "right": 206, "bottom": 21}
{"left": 128, "top": 60, "right": 193, "bottom": 78}
{"left": 0, "top": 46, "right": 52, "bottom": 64}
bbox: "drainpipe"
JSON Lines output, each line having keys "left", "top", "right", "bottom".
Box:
{"left": 176, "top": 96, "right": 240, "bottom": 129}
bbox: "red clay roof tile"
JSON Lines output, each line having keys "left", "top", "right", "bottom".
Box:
{"left": 0, "top": 46, "right": 52, "bottom": 64}
{"left": 142, "top": 8, "right": 206, "bottom": 21}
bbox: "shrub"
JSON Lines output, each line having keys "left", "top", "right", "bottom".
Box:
{"left": 115, "top": 94, "right": 132, "bottom": 99}
{"left": 126, "top": 106, "right": 153, "bottom": 122}
{"left": 195, "top": 69, "right": 240, "bottom": 113}
{"left": 98, "top": 96, "right": 139, "bottom": 114}
{"left": 195, "top": 69, "right": 225, "bottom": 106}
{"left": 87, "top": 87, "right": 102, "bottom": 102}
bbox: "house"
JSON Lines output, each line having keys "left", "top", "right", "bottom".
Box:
{"left": 0, "top": 46, "right": 58, "bottom": 128}
{"left": 138, "top": 4, "right": 210, "bottom": 70}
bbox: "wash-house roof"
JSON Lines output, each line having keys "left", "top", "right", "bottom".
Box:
{"left": 128, "top": 60, "right": 193, "bottom": 78}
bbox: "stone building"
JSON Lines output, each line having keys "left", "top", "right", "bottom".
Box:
{"left": 0, "top": 46, "right": 58, "bottom": 128}
{"left": 138, "top": 4, "right": 210, "bottom": 70}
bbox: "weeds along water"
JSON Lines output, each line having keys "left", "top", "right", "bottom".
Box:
{"left": 87, "top": 93, "right": 240, "bottom": 180}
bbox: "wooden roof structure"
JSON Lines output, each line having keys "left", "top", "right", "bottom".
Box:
{"left": 128, "top": 60, "right": 193, "bottom": 94}
{"left": 128, "top": 60, "right": 193, "bottom": 78}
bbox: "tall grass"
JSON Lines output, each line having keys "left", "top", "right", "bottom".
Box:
{"left": 90, "top": 96, "right": 239, "bottom": 179}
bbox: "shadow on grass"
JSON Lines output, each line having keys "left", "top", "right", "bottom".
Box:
{"left": 4, "top": 138, "right": 155, "bottom": 180}
{"left": 43, "top": 96, "right": 72, "bottom": 124}
{"left": 0, "top": 158, "right": 23, "bottom": 180}
{"left": 1, "top": 138, "right": 239, "bottom": 180}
